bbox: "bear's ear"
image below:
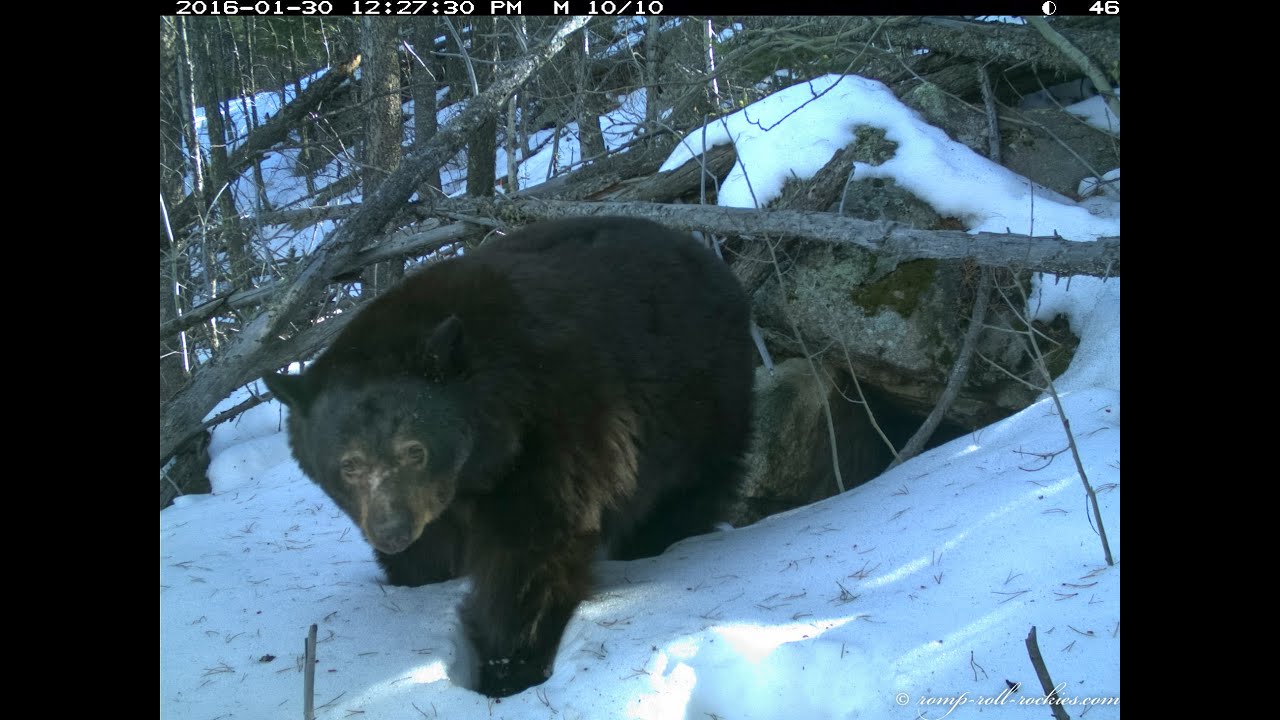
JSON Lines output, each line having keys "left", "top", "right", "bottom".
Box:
{"left": 424, "top": 315, "right": 466, "bottom": 380}
{"left": 262, "top": 372, "right": 313, "bottom": 412}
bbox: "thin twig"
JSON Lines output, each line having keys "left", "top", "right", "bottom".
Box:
{"left": 890, "top": 267, "right": 991, "bottom": 468}
{"left": 976, "top": 350, "right": 1043, "bottom": 392}
{"left": 1024, "top": 626, "right": 1070, "bottom": 720}
{"left": 1025, "top": 17, "right": 1119, "bottom": 123}
{"left": 304, "top": 623, "right": 317, "bottom": 720}
{"left": 201, "top": 392, "right": 269, "bottom": 435}
{"left": 829, "top": 342, "right": 900, "bottom": 462}
{"left": 443, "top": 19, "right": 478, "bottom": 96}
{"left": 764, "top": 237, "right": 844, "bottom": 492}
{"left": 1011, "top": 280, "right": 1113, "bottom": 566}
{"left": 979, "top": 65, "right": 1001, "bottom": 163}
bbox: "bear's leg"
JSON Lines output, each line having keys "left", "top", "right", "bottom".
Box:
{"left": 611, "top": 455, "right": 743, "bottom": 560}
{"left": 460, "top": 532, "right": 597, "bottom": 697}
{"left": 375, "top": 509, "right": 466, "bottom": 587}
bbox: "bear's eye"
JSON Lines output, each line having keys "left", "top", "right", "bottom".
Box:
{"left": 340, "top": 455, "right": 366, "bottom": 476}
{"left": 399, "top": 442, "right": 428, "bottom": 468}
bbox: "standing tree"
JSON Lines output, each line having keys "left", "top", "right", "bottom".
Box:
{"left": 192, "top": 18, "right": 249, "bottom": 290}
{"left": 409, "top": 18, "right": 445, "bottom": 201}
{"left": 360, "top": 17, "right": 405, "bottom": 293}
{"left": 465, "top": 19, "right": 498, "bottom": 198}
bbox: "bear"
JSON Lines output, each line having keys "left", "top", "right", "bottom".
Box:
{"left": 262, "top": 216, "right": 755, "bottom": 697}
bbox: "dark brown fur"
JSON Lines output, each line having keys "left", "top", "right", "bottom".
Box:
{"left": 263, "top": 217, "right": 754, "bottom": 697}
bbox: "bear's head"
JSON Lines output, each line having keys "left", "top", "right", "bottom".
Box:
{"left": 262, "top": 316, "right": 477, "bottom": 555}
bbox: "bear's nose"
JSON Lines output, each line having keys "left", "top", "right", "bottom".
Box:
{"left": 368, "top": 514, "right": 416, "bottom": 554}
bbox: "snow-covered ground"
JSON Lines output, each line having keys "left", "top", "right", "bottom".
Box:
{"left": 162, "top": 73, "right": 1119, "bottom": 719}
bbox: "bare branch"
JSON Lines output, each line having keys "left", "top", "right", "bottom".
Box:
{"left": 764, "top": 236, "right": 844, "bottom": 494}
{"left": 979, "top": 65, "right": 1001, "bottom": 163}
{"left": 1024, "top": 626, "right": 1071, "bottom": 720}
{"left": 890, "top": 267, "right": 992, "bottom": 468}
{"left": 168, "top": 54, "right": 363, "bottom": 234}
{"left": 890, "top": 17, "right": 1119, "bottom": 79}
{"left": 160, "top": 19, "right": 591, "bottom": 466}
{"left": 1010, "top": 280, "right": 1114, "bottom": 566}
{"left": 304, "top": 624, "right": 317, "bottom": 720}
{"left": 160, "top": 222, "right": 474, "bottom": 340}
{"left": 1026, "top": 17, "right": 1120, "bottom": 123}
{"left": 456, "top": 198, "right": 1121, "bottom": 278}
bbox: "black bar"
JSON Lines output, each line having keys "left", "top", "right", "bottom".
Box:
{"left": 161, "top": 1, "right": 1113, "bottom": 16}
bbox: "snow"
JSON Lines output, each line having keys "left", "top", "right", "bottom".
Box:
{"left": 660, "top": 74, "right": 1115, "bottom": 242}
{"left": 494, "top": 87, "right": 651, "bottom": 196}
{"left": 162, "top": 72, "right": 1120, "bottom": 719}
{"left": 1065, "top": 94, "right": 1120, "bottom": 135}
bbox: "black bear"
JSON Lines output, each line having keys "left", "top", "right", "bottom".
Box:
{"left": 262, "top": 216, "right": 754, "bottom": 697}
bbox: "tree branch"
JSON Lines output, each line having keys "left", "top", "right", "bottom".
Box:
{"left": 887, "top": 17, "right": 1119, "bottom": 80}
{"left": 167, "top": 54, "right": 363, "bottom": 234}
{"left": 160, "top": 222, "right": 475, "bottom": 340}
{"left": 161, "top": 308, "right": 353, "bottom": 462}
{"left": 1007, "top": 278, "right": 1114, "bottom": 566}
{"left": 890, "top": 266, "right": 992, "bottom": 468}
{"left": 159, "top": 18, "right": 590, "bottom": 466}
{"left": 1024, "top": 626, "right": 1071, "bottom": 720}
{"left": 454, "top": 198, "right": 1121, "bottom": 278}
{"left": 1026, "top": 17, "right": 1120, "bottom": 123}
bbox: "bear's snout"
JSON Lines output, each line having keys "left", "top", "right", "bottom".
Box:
{"left": 366, "top": 511, "right": 419, "bottom": 554}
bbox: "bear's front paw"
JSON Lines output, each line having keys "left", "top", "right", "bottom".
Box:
{"left": 477, "top": 656, "right": 549, "bottom": 698}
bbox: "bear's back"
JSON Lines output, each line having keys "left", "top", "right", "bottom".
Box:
{"left": 471, "top": 216, "right": 749, "bottom": 376}
{"left": 310, "top": 216, "right": 749, "bottom": 388}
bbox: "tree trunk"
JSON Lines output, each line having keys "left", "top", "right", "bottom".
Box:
{"left": 241, "top": 20, "right": 271, "bottom": 212}
{"left": 409, "top": 18, "right": 444, "bottom": 201}
{"left": 161, "top": 17, "right": 191, "bottom": 401}
{"left": 160, "top": 18, "right": 185, "bottom": 211}
{"left": 360, "top": 17, "right": 405, "bottom": 295}
{"left": 642, "top": 18, "right": 662, "bottom": 139}
{"left": 575, "top": 27, "right": 606, "bottom": 161}
{"left": 466, "top": 18, "right": 498, "bottom": 198}
{"left": 161, "top": 19, "right": 208, "bottom": 507}
{"left": 176, "top": 18, "right": 204, "bottom": 207}
{"left": 193, "top": 18, "right": 250, "bottom": 293}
